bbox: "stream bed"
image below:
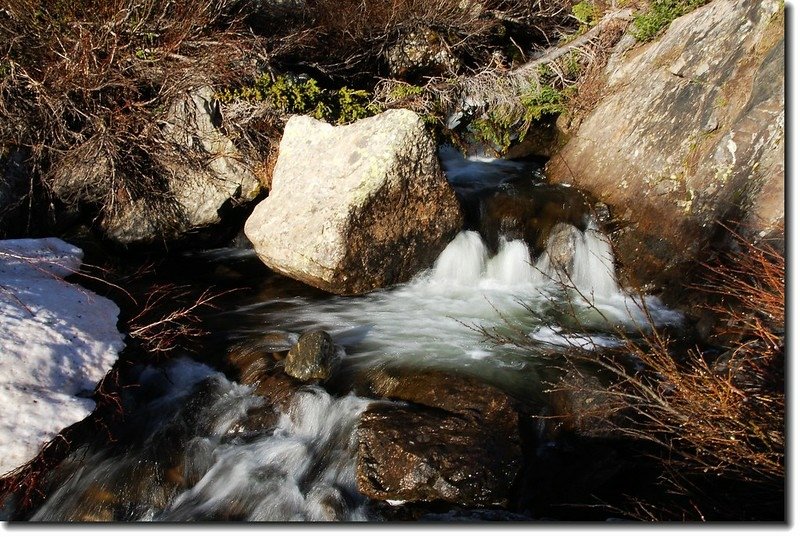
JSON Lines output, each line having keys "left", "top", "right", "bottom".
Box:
{"left": 24, "top": 149, "right": 684, "bottom": 522}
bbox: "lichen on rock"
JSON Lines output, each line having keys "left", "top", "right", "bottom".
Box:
{"left": 244, "top": 109, "right": 464, "bottom": 295}
{"left": 546, "top": 0, "right": 784, "bottom": 289}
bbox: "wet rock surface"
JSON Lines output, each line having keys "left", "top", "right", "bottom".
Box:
{"left": 477, "top": 182, "right": 592, "bottom": 256}
{"left": 543, "top": 367, "right": 623, "bottom": 439}
{"left": 541, "top": 222, "right": 582, "bottom": 276}
{"left": 355, "top": 369, "right": 521, "bottom": 508}
{"left": 225, "top": 339, "right": 299, "bottom": 409}
{"left": 284, "top": 330, "right": 337, "bottom": 382}
{"left": 360, "top": 368, "right": 519, "bottom": 420}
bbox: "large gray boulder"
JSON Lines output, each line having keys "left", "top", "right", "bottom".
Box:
{"left": 547, "top": 0, "right": 784, "bottom": 288}
{"left": 244, "top": 109, "right": 463, "bottom": 295}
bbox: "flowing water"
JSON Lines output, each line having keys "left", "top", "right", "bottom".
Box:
{"left": 28, "top": 149, "right": 683, "bottom": 522}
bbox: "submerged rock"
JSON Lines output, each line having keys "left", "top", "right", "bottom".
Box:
{"left": 284, "top": 330, "right": 337, "bottom": 383}
{"left": 355, "top": 369, "right": 521, "bottom": 508}
{"left": 478, "top": 183, "right": 591, "bottom": 256}
{"left": 244, "top": 109, "right": 463, "bottom": 295}
{"left": 547, "top": 0, "right": 785, "bottom": 289}
{"left": 361, "top": 369, "right": 517, "bottom": 420}
{"left": 225, "top": 341, "right": 298, "bottom": 409}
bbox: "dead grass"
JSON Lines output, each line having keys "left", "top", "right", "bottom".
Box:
{"left": 0, "top": 0, "right": 266, "bottom": 235}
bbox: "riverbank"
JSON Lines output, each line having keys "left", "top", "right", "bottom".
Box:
{"left": 0, "top": 0, "right": 785, "bottom": 523}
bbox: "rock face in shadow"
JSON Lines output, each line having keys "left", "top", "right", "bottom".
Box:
{"left": 478, "top": 183, "right": 592, "bottom": 256}
{"left": 355, "top": 370, "right": 521, "bottom": 507}
{"left": 546, "top": 0, "right": 784, "bottom": 290}
{"left": 244, "top": 109, "right": 463, "bottom": 295}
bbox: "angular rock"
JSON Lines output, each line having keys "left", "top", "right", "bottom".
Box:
{"left": 244, "top": 109, "right": 463, "bottom": 295}
{"left": 547, "top": 0, "right": 785, "bottom": 289}
{"left": 542, "top": 222, "right": 581, "bottom": 275}
{"left": 355, "top": 369, "right": 521, "bottom": 507}
{"left": 284, "top": 330, "right": 337, "bottom": 383}
{"left": 99, "top": 86, "right": 262, "bottom": 244}
{"left": 387, "top": 28, "right": 460, "bottom": 79}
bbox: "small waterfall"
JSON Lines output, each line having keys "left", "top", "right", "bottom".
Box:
{"left": 431, "top": 231, "right": 488, "bottom": 286}
{"left": 430, "top": 221, "right": 617, "bottom": 299}
{"left": 485, "top": 237, "right": 540, "bottom": 286}
{"left": 570, "top": 219, "right": 619, "bottom": 299}
{"left": 431, "top": 232, "right": 540, "bottom": 288}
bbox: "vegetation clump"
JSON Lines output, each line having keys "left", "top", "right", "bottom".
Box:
{"left": 632, "top": 0, "right": 711, "bottom": 41}
{"left": 217, "top": 74, "right": 380, "bottom": 125}
{"left": 468, "top": 83, "right": 567, "bottom": 153}
{"left": 572, "top": 0, "right": 602, "bottom": 30}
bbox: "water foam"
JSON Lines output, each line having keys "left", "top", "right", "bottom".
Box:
{"left": 32, "top": 360, "right": 370, "bottom": 522}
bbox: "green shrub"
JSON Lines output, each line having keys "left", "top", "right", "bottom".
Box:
{"left": 572, "top": 0, "right": 600, "bottom": 28}
{"left": 633, "top": 0, "right": 711, "bottom": 42}
{"left": 218, "top": 74, "right": 380, "bottom": 125}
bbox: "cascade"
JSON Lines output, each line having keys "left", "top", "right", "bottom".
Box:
{"left": 23, "top": 148, "right": 683, "bottom": 522}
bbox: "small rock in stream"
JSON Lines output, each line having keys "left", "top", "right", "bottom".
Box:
{"left": 284, "top": 330, "right": 338, "bottom": 383}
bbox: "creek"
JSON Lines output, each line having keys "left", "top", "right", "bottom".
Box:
{"left": 27, "top": 148, "right": 683, "bottom": 522}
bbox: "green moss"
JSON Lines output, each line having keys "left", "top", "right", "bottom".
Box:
{"left": 388, "top": 84, "right": 424, "bottom": 100}
{"left": 572, "top": 1, "right": 601, "bottom": 28}
{"left": 520, "top": 85, "right": 567, "bottom": 123}
{"left": 217, "top": 74, "right": 381, "bottom": 125}
{"left": 470, "top": 116, "right": 514, "bottom": 153}
{"left": 335, "top": 87, "right": 381, "bottom": 124}
{"left": 468, "top": 84, "right": 567, "bottom": 153}
{"left": 632, "top": 0, "right": 711, "bottom": 42}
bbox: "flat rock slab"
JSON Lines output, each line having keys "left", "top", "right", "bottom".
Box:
{"left": 355, "top": 369, "right": 521, "bottom": 507}
{"left": 244, "top": 109, "right": 463, "bottom": 295}
{"left": 356, "top": 403, "right": 520, "bottom": 507}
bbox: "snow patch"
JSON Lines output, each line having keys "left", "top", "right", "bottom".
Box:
{"left": 0, "top": 238, "right": 124, "bottom": 475}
